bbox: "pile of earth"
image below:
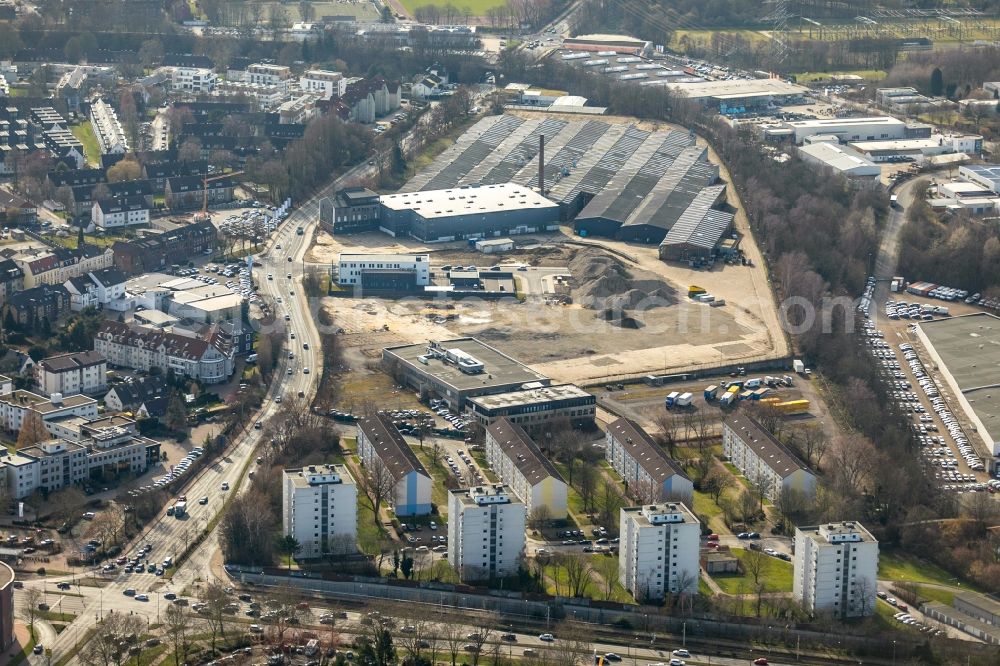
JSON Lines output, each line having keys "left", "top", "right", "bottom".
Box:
{"left": 569, "top": 249, "right": 677, "bottom": 311}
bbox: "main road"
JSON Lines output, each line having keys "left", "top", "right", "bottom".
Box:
{"left": 21, "top": 159, "right": 377, "bottom": 664}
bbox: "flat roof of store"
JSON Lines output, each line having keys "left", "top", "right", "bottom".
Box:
{"left": 849, "top": 138, "right": 941, "bottom": 151}
{"left": 468, "top": 383, "right": 591, "bottom": 410}
{"left": 380, "top": 183, "right": 556, "bottom": 220}
{"left": 383, "top": 338, "right": 548, "bottom": 393}
{"left": 919, "top": 314, "right": 1000, "bottom": 448}
{"left": 667, "top": 78, "right": 807, "bottom": 99}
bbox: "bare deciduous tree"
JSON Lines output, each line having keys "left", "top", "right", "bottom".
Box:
{"left": 359, "top": 458, "right": 396, "bottom": 520}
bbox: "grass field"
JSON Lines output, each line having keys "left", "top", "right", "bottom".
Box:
{"left": 71, "top": 122, "right": 101, "bottom": 167}
{"left": 794, "top": 70, "right": 887, "bottom": 83}
{"left": 878, "top": 551, "right": 961, "bottom": 587}
{"left": 911, "top": 584, "right": 956, "bottom": 606}
{"left": 711, "top": 548, "right": 794, "bottom": 594}
{"left": 261, "top": 0, "right": 379, "bottom": 20}
{"left": 396, "top": 0, "right": 504, "bottom": 14}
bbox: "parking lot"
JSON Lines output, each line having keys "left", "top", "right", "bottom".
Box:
{"left": 862, "top": 277, "right": 996, "bottom": 496}
{"left": 174, "top": 260, "right": 263, "bottom": 307}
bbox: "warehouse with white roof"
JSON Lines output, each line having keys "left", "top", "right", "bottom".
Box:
{"left": 796, "top": 142, "right": 881, "bottom": 185}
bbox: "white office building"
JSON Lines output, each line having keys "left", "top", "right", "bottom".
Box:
{"left": 282, "top": 464, "right": 358, "bottom": 559}
{"left": 172, "top": 67, "right": 218, "bottom": 93}
{"left": 300, "top": 70, "right": 346, "bottom": 100}
{"left": 793, "top": 521, "right": 879, "bottom": 619}
{"left": 337, "top": 253, "right": 430, "bottom": 287}
{"left": 619, "top": 502, "right": 700, "bottom": 602}
{"left": 448, "top": 484, "right": 526, "bottom": 581}
{"left": 246, "top": 64, "right": 294, "bottom": 94}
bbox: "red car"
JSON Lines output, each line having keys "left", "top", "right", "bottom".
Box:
{"left": 753, "top": 659, "right": 768, "bottom": 666}
{"left": 706, "top": 534, "right": 720, "bottom": 541}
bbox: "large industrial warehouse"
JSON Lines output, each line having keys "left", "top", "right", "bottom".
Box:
{"left": 377, "top": 115, "right": 736, "bottom": 259}
{"left": 916, "top": 313, "right": 1000, "bottom": 468}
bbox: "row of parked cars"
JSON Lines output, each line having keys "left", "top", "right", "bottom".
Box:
{"left": 429, "top": 399, "right": 472, "bottom": 429}
{"left": 900, "top": 343, "right": 986, "bottom": 474}
{"left": 131, "top": 447, "right": 205, "bottom": 495}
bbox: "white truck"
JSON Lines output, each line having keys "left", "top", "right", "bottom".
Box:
{"left": 793, "top": 359, "right": 806, "bottom": 374}
{"left": 675, "top": 392, "right": 693, "bottom": 407}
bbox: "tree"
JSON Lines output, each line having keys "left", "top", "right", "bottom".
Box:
{"left": 17, "top": 411, "right": 49, "bottom": 449}
{"left": 77, "top": 221, "right": 85, "bottom": 249}
{"left": 381, "top": 5, "right": 393, "bottom": 22}
{"left": 21, "top": 587, "right": 42, "bottom": 639}
{"left": 92, "top": 183, "right": 112, "bottom": 202}
{"left": 736, "top": 488, "right": 759, "bottom": 523}
{"left": 930, "top": 67, "right": 944, "bottom": 97}
{"left": 81, "top": 611, "right": 145, "bottom": 666}
{"left": 178, "top": 138, "right": 202, "bottom": 163}
{"left": 219, "top": 491, "right": 277, "bottom": 565}
{"left": 164, "top": 602, "right": 192, "bottom": 666}
{"left": 575, "top": 463, "right": 597, "bottom": 514}
{"left": 298, "top": 0, "right": 315, "bottom": 22}
{"left": 256, "top": 331, "right": 276, "bottom": 375}
{"left": 107, "top": 158, "right": 142, "bottom": 183}
{"left": 360, "top": 458, "right": 395, "bottom": 520}
{"left": 557, "top": 552, "right": 592, "bottom": 598}
{"left": 138, "top": 38, "right": 164, "bottom": 68}
{"left": 268, "top": 3, "right": 289, "bottom": 32}
{"left": 594, "top": 555, "right": 621, "bottom": 601}
{"left": 276, "top": 534, "right": 301, "bottom": 571}
{"left": 441, "top": 623, "right": 464, "bottom": 666}
{"left": 203, "top": 582, "right": 231, "bottom": 651}
{"left": 358, "top": 625, "right": 396, "bottom": 666}
{"left": 165, "top": 392, "right": 188, "bottom": 431}
{"left": 702, "top": 467, "right": 732, "bottom": 504}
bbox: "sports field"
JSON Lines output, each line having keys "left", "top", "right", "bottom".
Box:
{"left": 263, "top": 0, "right": 380, "bottom": 20}
{"left": 396, "top": 0, "right": 505, "bottom": 16}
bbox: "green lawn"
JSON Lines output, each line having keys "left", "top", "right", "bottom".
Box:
{"left": 711, "top": 548, "right": 794, "bottom": 594}
{"left": 396, "top": 0, "right": 504, "bottom": 16}
{"left": 71, "top": 122, "right": 101, "bottom": 166}
{"left": 723, "top": 463, "right": 752, "bottom": 489}
{"left": 911, "top": 584, "right": 956, "bottom": 606}
{"left": 878, "top": 551, "right": 963, "bottom": 587}
{"left": 793, "top": 69, "right": 887, "bottom": 83}
{"left": 356, "top": 498, "right": 389, "bottom": 557}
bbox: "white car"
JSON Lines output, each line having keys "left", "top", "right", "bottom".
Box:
{"left": 538, "top": 634, "right": 555, "bottom": 642}
{"left": 221, "top": 482, "right": 230, "bottom": 491}
{"left": 671, "top": 650, "right": 690, "bottom": 659}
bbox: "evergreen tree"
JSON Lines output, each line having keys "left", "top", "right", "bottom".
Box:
{"left": 165, "top": 393, "right": 188, "bottom": 431}
{"left": 77, "top": 222, "right": 85, "bottom": 249}
{"left": 930, "top": 67, "right": 944, "bottom": 97}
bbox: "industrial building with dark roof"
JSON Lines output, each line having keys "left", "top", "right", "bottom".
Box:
{"left": 396, "top": 115, "right": 735, "bottom": 258}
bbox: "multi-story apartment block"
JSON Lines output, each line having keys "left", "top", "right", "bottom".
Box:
{"left": 92, "top": 197, "right": 150, "bottom": 229}
{"left": 172, "top": 67, "right": 218, "bottom": 93}
{"left": 0, "top": 390, "right": 98, "bottom": 435}
{"left": 722, "top": 412, "right": 817, "bottom": 501}
{"left": 165, "top": 175, "right": 234, "bottom": 211}
{"left": 89, "top": 99, "right": 129, "bottom": 155}
{"left": 793, "top": 522, "right": 879, "bottom": 619}
{"left": 619, "top": 502, "right": 700, "bottom": 601}
{"left": 282, "top": 464, "right": 358, "bottom": 559}
{"left": 246, "top": 64, "right": 294, "bottom": 94}
{"left": 605, "top": 417, "right": 693, "bottom": 504}
{"left": 484, "top": 417, "right": 567, "bottom": 520}
{"left": 111, "top": 220, "right": 217, "bottom": 275}
{"left": 2, "top": 284, "right": 69, "bottom": 326}
{"left": 448, "top": 484, "right": 526, "bottom": 581}
{"left": 4, "top": 415, "right": 159, "bottom": 498}
{"left": 36, "top": 351, "right": 107, "bottom": 397}
{"left": 12, "top": 246, "right": 114, "bottom": 288}
{"left": 300, "top": 70, "right": 345, "bottom": 100}
{"left": 63, "top": 267, "right": 128, "bottom": 312}
{"left": 356, "top": 412, "right": 432, "bottom": 516}
{"left": 94, "top": 320, "right": 235, "bottom": 383}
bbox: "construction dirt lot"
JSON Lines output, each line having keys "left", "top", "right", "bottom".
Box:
{"left": 310, "top": 221, "right": 788, "bottom": 389}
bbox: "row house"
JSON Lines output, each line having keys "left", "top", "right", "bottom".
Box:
{"left": 94, "top": 319, "right": 235, "bottom": 383}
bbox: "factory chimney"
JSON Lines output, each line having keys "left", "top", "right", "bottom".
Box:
{"left": 538, "top": 134, "right": 545, "bottom": 194}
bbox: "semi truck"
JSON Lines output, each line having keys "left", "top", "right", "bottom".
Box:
{"left": 676, "top": 392, "right": 693, "bottom": 407}
{"left": 793, "top": 359, "right": 805, "bottom": 374}
{"left": 173, "top": 500, "right": 187, "bottom": 517}
{"left": 704, "top": 385, "right": 719, "bottom": 400}
{"left": 719, "top": 392, "right": 736, "bottom": 407}
{"left": 665, "top": 391, "right": 680, "bottom": 408}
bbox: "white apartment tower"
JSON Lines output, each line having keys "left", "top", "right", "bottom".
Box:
{"left": 619, "top": 502, "right": 700, "bottom": 602}
{"left": 448, "top": 485, "right": 526, "bottom": 581}
{"left": 282, "top": 464, "right": 358, "bottom": 559}
{"left": 793, "top": 522, "right": 879, "bottom": 619}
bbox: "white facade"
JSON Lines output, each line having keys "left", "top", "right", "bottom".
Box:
{"left": 484, "top": 418, "right": 568, "bottom": 520}
{"left": 448, "top": 485, "right": 526, "bottom": 581}
{"left": 247, "top": 64, "right": 293, "bottom": 94}
{"left": 722, "top": 414, "right": 817, "bottom": 501}
{"left": 89, "top": 98, "right": 129, "bottom": 155}
{"left": 786, "top": 116, "right": 909, "bottom": 144}
{"left": 92, "top": 200, "right": 150, "bottom": 229}
{"left": 605, "top": 418, "right": 693, "bottom": 504}
{"left": 337, "top": 253, "right": 430, "bottom": 286}
{"left": 300, "top": 70, "right": 345, "bottom": 100}
{"left": 793, "top": 522, "right": 879, "bottom": 619}
{"left": 0, "top": 390, "right": 99, "bottom": 434}
{"left": 36, "top": 352, "right": 107, "bottom": 397}
{"left": 619, "top": 502, "right": 700, "bottom": 602}
{"left": 282, "top": 464, "right": 358, "bottom": 559}
{"left": 172, "top": 67, "right": 218, "bottom": 93}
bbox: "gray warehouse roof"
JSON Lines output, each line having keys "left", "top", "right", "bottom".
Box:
{"left": 383, "top": 338, "right": 549, "bottom": 393}
{"left": 468, "top": 383, "right": 592, "bottom": 411}
{"left": 380, "top": 183, "right": 557, "bottom": 220}
{"left": 661, "top": 185, "right": 733, "bottom": 251}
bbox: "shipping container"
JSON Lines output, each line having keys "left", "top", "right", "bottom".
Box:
{"left": 793, "top": 359, "right": 805, "bottom": 374}
{"left": 676, "top": 392, "right": 693, "bottom": 407}
{"left": 704, "top": 385, "right": 719, "bottom": 400}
